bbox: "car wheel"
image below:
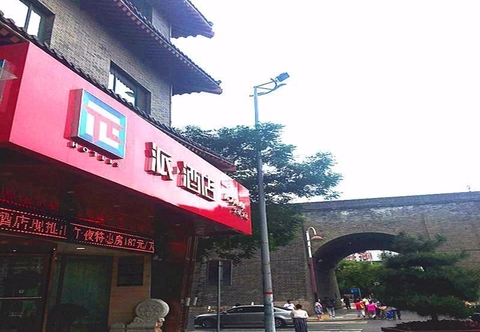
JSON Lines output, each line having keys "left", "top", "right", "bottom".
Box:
{"left": 201, "top": 318, "right": 217, "bottom": 328}
{"left": 274, "top": 318, "right": 286, "bottom": 328}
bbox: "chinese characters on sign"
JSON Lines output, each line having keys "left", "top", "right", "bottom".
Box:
{"left": 177, "top": 161, "right": 215, "bottom": 201}
{"left": 144, "top": 142, "right": 173, "bottom": 180}
{"left": 0, "top": 205, "right": 155, "bottom": 253}
{"left": 345, "top": 252, "right": 374, "bottom": 262}
{"left": 144, "top": 142, "right": 249, "bottom": 220}
{"left": 145, "top": 142, "right": 215, "bottom": 201}
{"left": 221, "top": 195, "right": 248, "bottom": 220}
{"left": 220, "top": 180, "right": 249, "bottom": 220}
{"left": 70, "top": 222, "right": 155, "bottom": 253}
{"left": 0, "top": 206, "right": 67, "bottom": 239}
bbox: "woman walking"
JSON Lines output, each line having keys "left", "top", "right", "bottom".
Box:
{"left": 314, "top": 299, "right": 323, "bottom": 320}
{"left": 354, "top": 298, "right": 365, "bottom": 318}
{"left": 290, "top": 304, "right": 309, "bottom": 332}
{"left": 366, "top": 301, "right": 377, "bottom": 319}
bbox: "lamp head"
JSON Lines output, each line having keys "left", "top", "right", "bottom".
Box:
{"left": 311, "top": 235, "right": 324, "bottom": 241}
{"left": 275, "top": 72, "right": 290, "bottom": 83}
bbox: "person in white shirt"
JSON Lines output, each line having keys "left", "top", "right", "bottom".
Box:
{"left": 290, "top": 304, "right": 309, "bottom": 332}
{"left": 283, "top": 300, "right": 295, "bottom": 310}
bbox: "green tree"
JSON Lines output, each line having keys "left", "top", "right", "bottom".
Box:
{"left": 179, "top": 123, "right": 342, "bottom": 262}
{"left": 336, "top": 260, "right": 383, "bottom": 297}
{"left": 375, "top": 233, "right": 480, "bottom": 321}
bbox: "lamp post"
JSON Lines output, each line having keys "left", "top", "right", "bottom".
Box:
{"left": 306, "top": 227, "right": 323, "bottom": 300}
{"left": 252, "top": 72, "right": 289, "bottom": 332}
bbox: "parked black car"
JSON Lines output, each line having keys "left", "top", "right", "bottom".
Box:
{"left": 194, "top": 305, "right": 293, "bottom": 328}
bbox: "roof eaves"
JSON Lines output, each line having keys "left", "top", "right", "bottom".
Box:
{"left": 115, "top": 0, "right": 222, "bottom": 95}
{"left": 157, "top": 0, "right": 214, "bottom": 39}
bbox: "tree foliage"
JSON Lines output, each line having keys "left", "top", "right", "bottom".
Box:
{"left": 374, "top": 232, "right": 480, "bottom": 321}
{"left": 179, "top": 123, "right": 342, "bottom": 262}
{"left": 336, "top": 260, "right": 383, "bottom": 297}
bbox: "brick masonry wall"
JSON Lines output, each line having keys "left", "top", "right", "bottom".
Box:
{"left": 190, "top": 192, "right": 480, "bottom": 318}
{"left": 40, "top": 0, "right": 171, "bottom": 124}
{"left": 191, "top": 231, "right": 313, "bottom": 312}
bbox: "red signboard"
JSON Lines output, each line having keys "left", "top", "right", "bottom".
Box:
{"left": 0, "top": 43, "right": 251, "bottom": 235}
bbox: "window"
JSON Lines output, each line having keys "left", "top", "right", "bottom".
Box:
{"left": 2, "top": 0, "right": 50, "bottom": 40}
{"left": 242, "top": 307, "right": 263, "bottom": 313}
{"left": 117, "top": 256, "right": 144, "bottom": 286}
{"left": 109, "top": 64, "right": 151, "bottom": 114}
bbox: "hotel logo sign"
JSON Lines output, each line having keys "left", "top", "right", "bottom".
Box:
{"left": 70, "top": 89, "right": 127, "bottom": 159}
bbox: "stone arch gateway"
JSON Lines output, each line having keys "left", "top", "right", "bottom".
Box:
{"left": 303, "top": 191, "right": 480, "bottom": 303}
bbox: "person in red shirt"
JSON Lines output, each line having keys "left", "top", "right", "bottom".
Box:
{"left": 354, "top": 298, "right": 365, "bottom": 318}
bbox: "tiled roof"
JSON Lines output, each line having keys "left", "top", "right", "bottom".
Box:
{"left": 159, "top": 0, "right": 215, "bottom": 38}
{"left": 96, "top": 0, "right": 222, "bottom": 96}
{"left": 0, "top": 15, "right": 236, "bottom": 172}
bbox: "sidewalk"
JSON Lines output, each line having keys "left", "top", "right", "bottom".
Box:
{"left": 308, "top": 307, "right": 358, "bottom": 322}
{"left": 308, "top": 308, "right": 426, "bottom": 322}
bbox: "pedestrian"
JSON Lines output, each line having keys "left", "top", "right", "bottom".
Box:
{"left": 354, "top": 298, "right": 365, "bottom": 318}
{"left": 396, "top": 309, "right": 402, "bottom": 320}
{"left": 366, "top": 300, "right": 377, "bottom": 319}
{"left": 290, "top": 304, "right": 309, "bottom": 332}
{"left": 324, "top": 296, "right": 336, "bottom": 318}
{"left": 283, "top": 300, "right": 295, "bottom": 310}
{"left": 342, "top": 296, "right": 351, "bottom": 310}
{"left": 314, "top": 299, "right": 323, "bottom": 320}
{"left": 385, "top": 307, "right": 395, "bottom": 320}
{"left": 155, "top": 318, "right": 164, "bottom": 332}
{"left": 376, "top": 301, "right": 387, "bottom": 319}
{"left": 362, "top": 297, "right": 370, "bottom": 307}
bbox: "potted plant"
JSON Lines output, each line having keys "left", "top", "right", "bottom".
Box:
{"left": 374, "top": 233, "right": 480, "bottom": 331}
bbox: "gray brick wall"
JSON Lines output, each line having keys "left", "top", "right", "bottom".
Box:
{"left": 40, "top": 0, "right": 171, "bottom": 124}
{"left": 191, "top": 232, "right": 312, "bottom": 311}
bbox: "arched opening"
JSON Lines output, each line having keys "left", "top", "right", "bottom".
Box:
{"left": 312, "top": 232, "right": 398, "bottom": 301}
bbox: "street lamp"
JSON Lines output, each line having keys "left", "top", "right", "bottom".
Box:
{"left": 252, "top": 72, "right": 289, "bottom": 332}
{"left": 306, "top": 227, "right": 323, "bottom": 300}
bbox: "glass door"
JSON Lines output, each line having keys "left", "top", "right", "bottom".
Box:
{"left": 0, "top": 254, "right": 49, "bottom": 332}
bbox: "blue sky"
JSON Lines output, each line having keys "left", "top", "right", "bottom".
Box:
{"left": 172, "top": 1, "right": 480, "bottom": 201}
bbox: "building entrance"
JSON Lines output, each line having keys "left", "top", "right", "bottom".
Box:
{"left": 0, "top": 254, "right": 50, "bottom": 332}
{"left": 47, "top": 255, "right": 113, "bottom": 332}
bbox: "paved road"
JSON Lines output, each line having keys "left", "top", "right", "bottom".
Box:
{"left": 307, "top": 308, "right": 424, "bottom": 332}
{"left": 194, "top": 309, "right": 426, "bottom": 332}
